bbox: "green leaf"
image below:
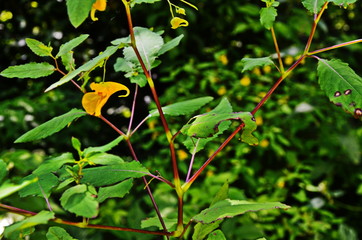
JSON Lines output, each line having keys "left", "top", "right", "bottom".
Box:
{"left": 193, "top": 182, "right": 229, "bottom": 240}
{"left": 0, "top": 62, "right": 55, "bottom": 79}
{"left": 240, "top": 57, "right": 274, "bottom": 72}
{"left": 181, "top": 110, "right": 258, "bottom": 145}
{"left": 81, "top": 161, "right": 149, "bottom": 187}
{"left": 66, "top": 0, "right": 95, "bottom": 28}
{"left": 141, "top": 217, "right": 177, "bottom": 230}
{"left": 87, "top": 153, "right": 125, "bottom": 165}
{"left": 83, "top": 136, "right": 124, "bottom": 156}
{"left": 45, "top": 45, "right": 119, "bottom": 92}
{"left": 61, "top": 51, "right": 76, "bottom": 71}
{"left": 26, "top": 38, "right": 53, "bottom": 57}
{"left": 33, "top": 153, "right": 75, "bottom": 175}
{"left": 71, "top": 137, "right": 82, "bottom": 154}
{"left": 329, "top": 0, "right": 356, "bottom": 7}
{"left": 132, "top": 0, "right": 161, "bottom": 6}
{"left": 150, "top": 96, "right": 214, "bottom": 117}
{"left": 0, "top": 180, "right": 35, "bottom": 200}
{"left": 0, "top": 159, "right": 7, "bottom": 183}
{"left": 207, "top": 230, "right": 226, "bottom": 240}
{"left": 4, "top": 211, "right": 55, "bottom": 238}
{"left": 192, "top": 199, "right": 290, "bottom": 224}
{"left": 302, "top": 0, "right": 326, "bottom": 14}
{"left": 123, "top": 27, "right": 164, "bottom": 68}
{"left": 60, "top": 184, "right": 98, "bottom": 218}
{"left": 158, "top": 34, "right": 184, "bottom": 56}
{"left": 19, "top": 173, "right": 58, "bottom": 198}
{"left": 114, "top": 58, "right": 135, "bottom": 72}
{"left": 130, "top": 73, "right": 147, "bottom": 87}
{"left": 317, "top": 58, "right": 362, "bottom": 119}
{"left": 97, "top": 178, "right": 133, "bottom": 203}
{"left": 15, "top": 109, "right": 86, "bottom": 143}
{"left": 260, "top": 7, "right": 277, "bottom": 30}
{"left": 46, "top": 227, "right": 78, "bottom": 240}
{"left": 56, "top": 34, "right": 89, "bottom": 58}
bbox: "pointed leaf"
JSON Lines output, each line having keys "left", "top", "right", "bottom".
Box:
{"left": 15, "top": 109, "right": 86, "bottom": 143}
{"left": 4, "top": 211, "right": 55, "bottom": 238}
{"left": 66, "top": 0, "right": 95, "bottom": 28}
{"left": 192, "top": 199, "right": 290, "bottom": 224}
{"left": 97, "top": 178, "right": 133, "bottom": 202}
{"left": 302, "top": 0, "right": 326, "bottom": 14}
{"left": 45, "top": 46, "right": 119, "bottom": 92}
{"left": 141, "top": 217, "right": 177, "bottom": 230}
{"left": 260, "top": 7, "right": 277, "bottom": 30}
{"left": 87, "top": 153, "right": 125, "bottom": 165}
{"left": 150, "top": 96, "right": 214, "bottom": 117}
{"left": 0, "top": 62, "right": 55, "bottom": 79}
{"left": 207, "top": 230, "right": 226, "bottom": 240}
{"left": 26, "top": 38, "right": 53, "bottom": 57}
{"left": 81, "top": 161, "right": 149, "bottom": 187}
{"left": 46, "top": 227, "right": 78, "bottom": 240}
{"left": 83, "top": 136, "right": 124, "bottom": 156}
{"left": 19, "top": 173, "right": 58, "bottom": 198}
{"left": 33, "top": 153, "right": 75, "bottom": 175}
{"left": 56, "top": 34, "right": 89, "bottom": 58}
{"left": 0, "top": 180, "right": 35, "bottom": 200}
{"left": 241, "top": 57, "right": 274, "bottom": 72}
{"left": 0, "top": 159, "right": 7, "bottom": 184}
{"left": 158, "top": 34, "right": 184, "bottom": 56}
{"left": 60, "top": 184, "right": 98, "bottom": 218}
{"left": 317, "top": 58, "right": 362, "bottom": 119}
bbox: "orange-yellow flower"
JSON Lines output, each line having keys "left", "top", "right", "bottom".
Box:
{"left": 82, "top": 82, "right": 130, "bottom": 117}
{"left": 170, "top": 17, "right": 189, "bottom": 29}
{"left": 90, "top": 0, "right": 107, "bottom": 21}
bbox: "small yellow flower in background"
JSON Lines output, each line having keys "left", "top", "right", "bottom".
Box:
{"left": 217, "top": 86, "right": 227, "bottom": 96}
{"left": 82, "top": 82, "right": 130, "bottom": 117}
{"left": 177, "top": 149, "right": 188, "bottom": 161}
{"left": 255, "top": 116, "right": 263, "bottom": 126}
{"left": 0, "top": 10, "right": 13, "bottom": 22}
{"left": 171, "top": 17, "right": 189, "bottom": 29}
{"left": 218, "top": 54, "right": 228, "bottom": 65}
{"left": 252, "top": 67, "right": 261, "bottom": 76}
{"left": 240, "top": 76, "right": 251, "bottom": 86}
{"left": 284, "top": 56, "right": 294, "bottom": 66}
{"left": 260, "top": 139, "right": 269, "bottom": 148}
{"left": 90, "top": 0, "right": 107, "bottom": 21}
{"left": 263, "top": 65, "right": 272, "bottom": 74}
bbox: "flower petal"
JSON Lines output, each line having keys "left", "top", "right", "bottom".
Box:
{"left": 82, "top": 92, "right": 102, "bottom": 116}
{"left": 170, "top": 17, "right": 189, "bottom": 29}
{"left": 90, "top": 0, "right": 107, "bottom": 21}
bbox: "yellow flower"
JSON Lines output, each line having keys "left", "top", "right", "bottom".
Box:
{"left": 240, "top": 76, "right": 251, "bottom": 86}
{"left": 171, "top": 17, "right": 189, "bottom": 29}
{"left": 90, "top": 0, "right": 107, "bottom": 21}
{"left": 82, "top": 82, "right": 130, "bottom": 117}
{"left": 176, "top": 7, "right": 186, "bottom": 15}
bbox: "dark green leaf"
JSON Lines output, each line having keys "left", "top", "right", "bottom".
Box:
{"left": 207, "top": 230, "right": 226, "bottom": 240}
{"left": 56, "top": 34, "right": 89, "bottom": 58}
{"left": 87, "top": 153, "right": 125, "bottom": 165}
{"left": 4, "top": 211, "right": 54, "bottom": 238}
{"left": 26, "top": 38, "right": 53, "bottom": 57}
{"left": 0, "top": 159, "right": 7, "bottom": 183}
{"left": 130, "top": 74, "right": 147, "bottom": 87}
{"left": 260, "top": 7, "right": 277, "bottom": 30}
{"left": 0, "top": 62, "right": 55, "bottom": 79}
{"left": 15, "top": 109, "right": 86, "bottom": 143}
{"left": 66, "top": 0, "right": 95, "bottom": 28}
{"left": 19, "top": 173, "right": 58, "bottom": 198}
{"left": 241, "top": 57, "right": 274, "bottom": 72}
{"left": 83, "top": 136, "right": 124, "bottom": 156}
{"left": 302, "top": 0, "right": 326, "bottom": 14}
{"left": 81, "top": 161, "right": 149, "bottom": 187}
{"left": 141, "top": 217, "right": 177, "bottom": 230}
{"left": 97, "top": 178, "right": 133, "bottom": 202}
{"left": 192, "top": 199, "right": 290, "bottom": 224}
{"left": 60, "top": 184, "right": 98, "bottom": 218}
{"left": 158, "top": 34, "right": 184, "bottom": 56}
{"left": 317, "top": 58, "right": 362, "bottom": 119}
{"left": 45, "top": 46, "right": 119, "bottom": 92}
{"left": 33, "top": 153, "right": 75, "bottom": 175}
{"left": 46, "top": 227, "right": 78, "bottom": 240}
{"left": 150, "top": 96, "right": 214, "bottom": 117}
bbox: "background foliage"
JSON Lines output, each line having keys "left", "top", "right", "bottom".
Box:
{"left": 1, "top": 0, "right": 362, "bottom": 239}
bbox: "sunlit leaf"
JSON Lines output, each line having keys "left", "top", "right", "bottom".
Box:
{"left": 0, "top": 159, "right": 7, "bottom": 184}
{"left": 329, "top": 0, "right": 356, "bottom": 7}
{"left": 240, "top": 57, "right": 274, "bottom": 72}
{"left": 141, "top": 217, "right": 177, "bottom": 230}
{"left": 66, "top": 0, "right": 95, "bottom": 28}
{"left": 192, "top": 199, "right": 290, "bottom": 224}
{"left": 97, "top": 178, "right": 133, "bottom": 203}
{"left": 83, "top": 136, "right": 124, "bottom": 156}
{"left": 33, "top": 153, "right": 75, "bottom": 175}
{"left": 15, "top": 109, "right": 87, "bottom": 143}
{"left": 19, "top": 173, "right": 58, "bottom": 198}
{"left": 302, "top": 0, "right": 326, "bottom": 14}
{"left": 26, "top": 38, "right": 53, "bottom": 57}
{"left": 158, "top": 34, "right": 184, "bottom": 56}
{"left": 56, "top": 34, "right": 89, "bottom": 58}
{"left": 260, "top": 7, "right": 277, "bottom": 30}
{"left": 0, "top": 62, "right": 55, "bottom": 79}
{"left": 87, "top": 153, "right": 125, "bottom": 165}
{"left": 46, "top": 227, "right": 78, "bottom": 240}
{"left": 317, "top": 58, "right": 362, "bottom": 119}
{"left": 0, "top": 180, "right": 34, "bottom": 200}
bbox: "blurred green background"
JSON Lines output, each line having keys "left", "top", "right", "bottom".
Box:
{"left": 1, "top": 0, "right": 362, "bottom": 239}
